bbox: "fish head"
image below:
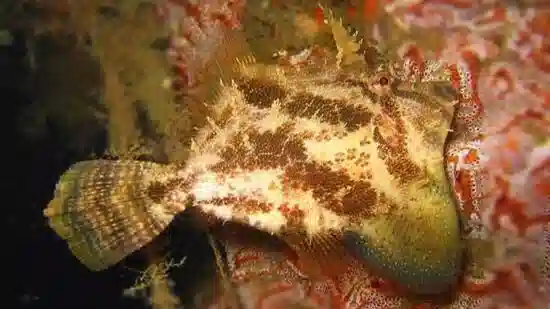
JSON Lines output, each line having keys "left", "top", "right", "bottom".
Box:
{"left": 335, "top": 44, "right": 465, "bottom": 296}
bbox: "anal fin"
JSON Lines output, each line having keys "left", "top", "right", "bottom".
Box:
{"left": 282, "top": 232, "right": 352, "bottom": 280}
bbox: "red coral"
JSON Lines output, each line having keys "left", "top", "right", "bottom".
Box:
{"left": 155, "top": 0, "right": 246, "bottom": 88}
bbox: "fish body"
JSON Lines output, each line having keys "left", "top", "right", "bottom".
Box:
{"left": 45, "top": 13, "right": 464, "bottom": 296}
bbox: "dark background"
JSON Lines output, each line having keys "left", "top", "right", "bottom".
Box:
{"left": 3, "top": 31, "right": 215, "bottom": 309}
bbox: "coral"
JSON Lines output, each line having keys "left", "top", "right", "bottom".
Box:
{"left": 156, "top": 0, "right": 245, "bottom": 88}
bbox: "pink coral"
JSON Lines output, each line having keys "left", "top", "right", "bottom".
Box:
{"left": 155, "top": 0, "right": 246, "bottom": 88}
{"left": 383, "top": 1, "right": 550, "bottom": 308}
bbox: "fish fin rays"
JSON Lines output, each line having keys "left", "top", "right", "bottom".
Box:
{"left": 283, "top": 231, "right": 352, "bottom": 279}
{"left": 44, "top": 160, "right": 185, "bottom": 271}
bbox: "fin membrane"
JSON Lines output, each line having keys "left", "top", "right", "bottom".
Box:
{"left": 44, "top": 160, "right": 182, "bottom": 271}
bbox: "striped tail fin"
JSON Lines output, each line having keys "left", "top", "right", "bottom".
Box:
{"left": 44, "top": 160, "right": 187, "bottom": 271}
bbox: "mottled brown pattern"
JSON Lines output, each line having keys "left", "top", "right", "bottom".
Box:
{"left": 373, "top": 96, "right": 422, "bottom": 184}
{"left": 277, "top": 203, "right": 306, "bottom": 229}
{"left": 237, "top": 77, "right": 374, "bottom": 131}
{"left": 213, "top": 123, "right": 308, "bottom": 171}
{"left": 285, "top": 93, "right": 374, "bottom": 131}
{"left": 340, "top": 181, "right": 380, "bottom": 218}
{"left": 236, "top": 77, "right": 288, "bottom": 108}
{"left": 211, "top": 197, "right": 273, "bottom": 214}
{"left": 335, "top": 76, "right": 379, "bottom": 102}
{"left": 372, "top": 126, "right": 422, "bottom": 184}
{"left": 284, "top": 161, "right": 377, "bottom": 220}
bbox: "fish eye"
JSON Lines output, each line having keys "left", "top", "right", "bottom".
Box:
{"left": 369, "top": 73, "right": 393, "bottom": 96}
{"left": 378, "top": 76, "right": 390, "bottom": 86}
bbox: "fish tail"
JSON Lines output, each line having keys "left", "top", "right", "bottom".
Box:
{"left": 44, "top": 160, "right": 187, "bottom": 271}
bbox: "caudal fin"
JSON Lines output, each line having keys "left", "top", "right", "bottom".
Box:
{"left": 44, "top": 160, "right": 186, "bottom": 271}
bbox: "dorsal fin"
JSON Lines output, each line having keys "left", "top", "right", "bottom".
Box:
{"left": 282, "top": 231, "right": 354, "bottom": 280}
{"left": 319, "top": 5, "right": 363, "bottom": 67}
{"left": 184, "top": 28, "right": 255, "bottom": 106}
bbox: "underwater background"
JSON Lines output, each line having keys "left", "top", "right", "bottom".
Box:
{"left": 4, "top": 1, "right": 549, "bottom": 309}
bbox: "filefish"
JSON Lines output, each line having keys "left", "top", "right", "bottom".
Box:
{"left": 44, "top": 10, "right": 467, "bottom": 296}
